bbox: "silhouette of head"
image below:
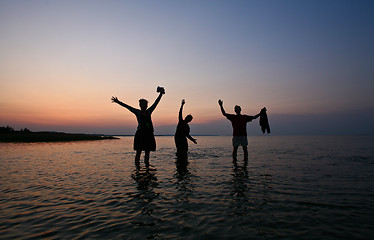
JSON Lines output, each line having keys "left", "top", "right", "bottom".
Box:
{"left": 234, "top": 105, "right": 241, "bottom": 114}
{"left": 185, "top": 114, "right": 193, "bottom": 123}
{"left": 139, "top": 99, "right": 148, "bottom": 110}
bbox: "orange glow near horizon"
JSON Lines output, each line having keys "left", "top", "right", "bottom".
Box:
{"left": 1, "top": 1, "right": 373, "bottom": 135}
{"left": 0, "top": 77, "right": 367, "bottom": 131}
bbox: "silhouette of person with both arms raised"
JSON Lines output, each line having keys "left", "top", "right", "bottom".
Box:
{"left": 218, "top": 99, "right": 260, "bottom": 160}
{"left": 111, "top": 87, "right": 165, "bottom": 168}
{"left": 174, "top": 99, "right": 197, "bottom": 160}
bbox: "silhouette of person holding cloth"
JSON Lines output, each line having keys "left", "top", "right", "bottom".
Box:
{"left": 218, "top": 99, "right": 260, "bottom": 160}
{"left": 112, "top": 87, "right": 165, "bottom": 168}
{"left": 174, "top": 99, "right": 197, "bottom": 159}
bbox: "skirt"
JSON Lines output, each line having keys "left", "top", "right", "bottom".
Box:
{"left": 134, "top": 130, "right": 156, "bottom": 151}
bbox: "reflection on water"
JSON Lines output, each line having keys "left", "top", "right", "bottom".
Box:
{"left": 1, "top": 136, "right": 374, "bottom": 239}
{"left": 230, "top": 158, "right": 273, "bottom": 219}
{"left": 130, "top": 167, "right": 159, "bottom": 227}
{"left": 174, "top": 157, "right": 194, "bottom": 204}
{"left": 132, "top": 167, "right": 158, "bottom": 191}
{"left": 231, "top": 159, "right": 249, "bottom": 200}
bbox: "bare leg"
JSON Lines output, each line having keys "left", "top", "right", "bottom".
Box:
{"left": 232, "top": 146, "right": 238, "bottom": 160}
{"left": 135, "top": 150, "right": 141, "bottom": 167}
{"left": 243, "top": 146, "right": 248, "bottom": 160}
{"left": 144, "top": 151, "right": 150, "bottom": 167}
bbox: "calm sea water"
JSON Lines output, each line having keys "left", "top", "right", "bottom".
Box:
{"left": 1, "top": 136, "right": 373, "bottom": 240}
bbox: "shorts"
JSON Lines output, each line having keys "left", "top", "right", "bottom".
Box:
{"left": 232, "top": 136, "right": 248, "bottom": 147}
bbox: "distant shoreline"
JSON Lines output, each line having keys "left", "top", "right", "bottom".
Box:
{"left": 0, "top": 131, "right": 119, "bottom": 143}
{"left": 114, "top": 135, "right": 222, "bottom": 137}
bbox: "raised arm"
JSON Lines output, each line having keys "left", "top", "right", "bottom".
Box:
{"left": 253, "top": 112, "right": 261, "bottom": 119}
{"left": 111, "top": 96, "right": 137, "bottom": 114}
{"left": 148, "top": 91, "right": 165, "bottom": 114}
{"left": 253, "top": 108, "right": 264, "bottom": 119}
{"left": 218, "top": 99, "right": 227, "bottom": 117}
{"left": 179, "top": 99, "right": 185, "bottom": 121}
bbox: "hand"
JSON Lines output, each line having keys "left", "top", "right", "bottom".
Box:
{"left": 218, "top": 99, "right": 223, "bottom": 106}
{"left": 260, "top": 107, "right": 266, "bottom": 114}
{"left": 192, "top": 138, "right": 197, "bottom": 144}
{"left": 111, "top": 96, "right": 119, "bottom": 103}
{"left": 157, "top": 86, "right": 165, "bottom": 95}
{"left": 181, "top": 99, "right": 185, "bottom": 105}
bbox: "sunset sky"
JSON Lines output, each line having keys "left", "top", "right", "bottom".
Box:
{"left": 1, "top": 0, "right": 373, "bottom": 135}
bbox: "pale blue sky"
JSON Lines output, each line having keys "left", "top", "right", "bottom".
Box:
{"left": 1, "top": 0, "right": 373, "bottom": 135}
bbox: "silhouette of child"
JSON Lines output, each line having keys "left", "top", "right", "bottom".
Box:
{"left": 174, "top": 99, "right": 197, "bottom": 158}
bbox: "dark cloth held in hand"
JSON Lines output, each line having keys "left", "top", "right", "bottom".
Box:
{"left": 259, "top": 107, "right": 270, "bottom": 134}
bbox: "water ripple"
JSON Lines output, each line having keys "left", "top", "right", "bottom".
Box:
{"left": 1, "top": 136, "right": 374, "bottom": 239}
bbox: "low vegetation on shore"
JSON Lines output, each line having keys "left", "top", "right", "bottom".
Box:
{"left": 0, "top": 126, "right": 118, "bottom": 142}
